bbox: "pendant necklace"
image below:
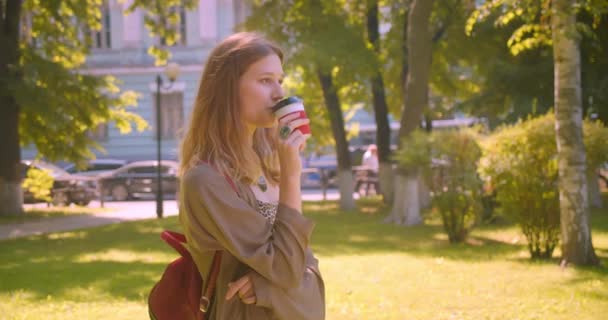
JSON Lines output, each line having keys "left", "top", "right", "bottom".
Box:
{"left": 257, "top": 175, "right": 268, "bottom": 192}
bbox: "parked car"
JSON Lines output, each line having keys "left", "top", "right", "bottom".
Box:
{"left": 64, "top": 159, "right": 128, "bottom": 177}
{"left": 21, "top": 160, "right": 97, "bottom": 206}
{"left": 97, "top": 160, "right": 179, "bottom": 201}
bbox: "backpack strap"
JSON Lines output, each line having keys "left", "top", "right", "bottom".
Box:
{"left": 198, "top": 161, "right": 240, "bottom": 314}
{"left": 200, "top": 251, "right": 222, "bottom": 313}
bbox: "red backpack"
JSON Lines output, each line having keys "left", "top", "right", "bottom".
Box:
{"left": 148, "top": 171, "right": 239, "bottom": 320}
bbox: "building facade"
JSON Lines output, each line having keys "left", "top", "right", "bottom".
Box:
{"left": 22, "top": 0, "right": 249, "bottom": 162}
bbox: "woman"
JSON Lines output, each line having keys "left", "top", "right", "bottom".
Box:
{"left": 178, "top": 32, "right": 325, "bottom": 320}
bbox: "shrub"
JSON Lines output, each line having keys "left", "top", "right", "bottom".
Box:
{"left": 479, "top": 112, "right": 608, "bottom": 259}
{"left": 395, "top": 129, "right": 483, "bottom": 243}
{"left": 584, "top": 119, "right": 608, "bottom": 171}
{"left": 22, "top": 167, "right": 54, "bottom": 203}
{"left": 479, "top": 114, "right": 560, "bottom": 259}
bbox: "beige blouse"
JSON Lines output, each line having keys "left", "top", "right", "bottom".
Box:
{"left": 179, "top": 164, "right": 326, "bottom": 320}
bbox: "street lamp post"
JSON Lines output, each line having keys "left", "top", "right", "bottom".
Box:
{"left": 155, "top": 62, "right": 180, "bottom": 219}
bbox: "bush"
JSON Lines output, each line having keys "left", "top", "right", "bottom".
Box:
{"left": 479, "top": 112, "right": 608, "bottom": 259}
{"left": 395, "top": 129, "right": 483, "bottom": 243}
{"left": 584, "top": 119, "right": 608, "bottom": 171}
{"left": 479, "top": 114, "right": 560, "bottom": 259}
{"left": 22, "top": 167, "right": 54, "bottom": 203}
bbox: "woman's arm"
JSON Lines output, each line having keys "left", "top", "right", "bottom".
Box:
{"left": 279, "top": 173, "right": 302, "bottom": 213}
{"left": 249, "top": 249, "right": 325, "bottom": 320}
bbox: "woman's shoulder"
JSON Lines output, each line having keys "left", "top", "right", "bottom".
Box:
{"left": 182, "top": 163, "right": 224, "bottom": 186}
{"left": 182, "top": 162, "right": 247, "bottom": 200}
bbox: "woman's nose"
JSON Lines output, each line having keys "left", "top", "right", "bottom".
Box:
{"left": 272, "top": 82, "right": 284, "bottom": 102}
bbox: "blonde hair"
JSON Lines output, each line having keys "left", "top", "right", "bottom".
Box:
{"left": 179, "top": 32, "right": 282, "bottom": 185}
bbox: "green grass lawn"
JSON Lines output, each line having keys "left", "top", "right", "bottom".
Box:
{"left": 0, "top": 206, "right": 114, "bottom": 226}
{"left": 0, "top": 197, "right": 607, "bottom": 319}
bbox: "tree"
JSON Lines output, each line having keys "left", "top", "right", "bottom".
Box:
{"left": 0, "top": 0, "right": 199, "bottom": 215}
{"left": 467, "top": 0, "right": 605, "bottom": 265}
{"left": 364, "top": 0, "right": 393, "bottom": 204}
{"left": 317, "top": 69, "right": 355, "bottom": 210}
{"left": 0, "top": 0, "right": 23, "bottom": 215}
{"left": 124, "top": 0, "right": 198, "bottom": 66}
{"left": 385, "top": 0, "right": 435, "bottom": 225}
{"left": 464, "top": 1, "right": 608, "bottom": 127}
{"left": 551, "top": 0, "right": 599, "bottom": 266}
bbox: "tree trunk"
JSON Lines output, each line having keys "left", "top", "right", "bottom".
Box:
{"left": 385, "top": 174, "right": 406, "bottom": 224}
{"left": 385, "top": 171, "right": 422, "bottom": 225}
{"left": 317, "top": 69, "right": 355, "bottom": 210}
{"left": 552, "top": 0, "right": 599, "bottom": 266}
{"left": 418, "top": 174, "right": 431, "bottom": 209}
{"left": 366, "top": 0, "right": 393, "bottom": 204}
{"left": 337, "top": 169, "right": 356, "bottom": 210}
{"left": 379, "top": 162, "right": 394, "bottom": 204}
{"left": 588, "top": 170, "right": 602, "bottom": 208}
{"left": 387, "top": 0, "right": 434, "bottom": 226}
{"left": 0, "top": 0, "right": 24, "bottom": 216}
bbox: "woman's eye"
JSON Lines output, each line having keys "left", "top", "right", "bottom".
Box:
{"left": 261, "top": 78, "right": 272, "bottom": 84}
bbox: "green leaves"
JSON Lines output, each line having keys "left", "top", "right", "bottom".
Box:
{"left": 21, "top": 0, "right": 92, "bottom": 69}
{"left": 22, "top": 167, "right": 53, "bottom": 202}
{"left": 125, "top": 0, "right": 197, "bottom": 65}
{"left": 392, "top": 130, "right": 432, "bottom": 170}
{"left": 507, "top": 24, "right": 552, "bottom": 55}
{"left": 4, "top": 0, "right": 207, "bottom": 164}
{"left": 583, "top": 118, "right": 608, "bottom": 171}
{"left": 478, "top": 113, "right": 560, "bottom": 258}
{"left": 477, "top": 111, "right": 608, "bottom": 258}
{"left": 13, "top": 44, "right": 146, "bottom": 163}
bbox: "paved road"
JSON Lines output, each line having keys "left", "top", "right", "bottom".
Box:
{"left": 0, "top": 188, "right": 341, "bottom": 241}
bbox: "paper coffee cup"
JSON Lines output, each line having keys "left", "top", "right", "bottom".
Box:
{"left": 272, "top": 96, "right": 311, "bottom": 137}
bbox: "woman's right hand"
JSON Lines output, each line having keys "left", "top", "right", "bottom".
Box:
{"left": 277, "top": 114, "right": 310, "bottom": 178}
{"left": 225, "top": 272, "right": 257, "bottom": 305}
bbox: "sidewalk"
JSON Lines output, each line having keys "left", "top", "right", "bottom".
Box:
{"left": 0, "top": 200, "right": 179, "bottom": 241}
{"left": 0, "top": 189, "right": 340, "bottom": 241}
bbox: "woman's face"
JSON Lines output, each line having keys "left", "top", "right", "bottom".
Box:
{"left": 238, "top": 54, "right": 285, "bottom": 130}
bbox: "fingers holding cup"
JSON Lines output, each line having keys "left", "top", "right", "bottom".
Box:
{"left": 272, "top": 96, "right": 311, "bottom": 139}
{"left": 283, "top": 129, "right": 308, "bottom": 152}
{"left": 278, "top": 118, "right": 311, "bottom": 141}
{"left": 279, "top": 125, "right": 292, "bottom": 140}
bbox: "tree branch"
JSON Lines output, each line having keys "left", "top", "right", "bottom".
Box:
{"left": 432, "top": 0, "right": 461, "bottom": 44}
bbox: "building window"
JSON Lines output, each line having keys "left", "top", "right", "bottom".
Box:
{"left": 234, "top": 0, "right": 250, "bottom": 26}
{"left": 160, "top": 6, "right": 187, "bottom": 46}
{"left": 155, "top": 91, "right": 184, "bottom": 140}
{"left": 88, "top": 123, "right": 109, "bottom": 141}
{"left": 91, "top": 1, "right": 111, "bottom": 49}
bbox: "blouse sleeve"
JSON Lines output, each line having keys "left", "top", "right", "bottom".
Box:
{"left": 181, "top": 165, "right": 315, "bottom": 290}
{"left": 249, "top": 248, "right": 326, "bottom": 320}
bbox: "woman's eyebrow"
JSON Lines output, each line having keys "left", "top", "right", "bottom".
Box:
{"left": 259, "top": 71, "right": 284, "bottom": 78}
